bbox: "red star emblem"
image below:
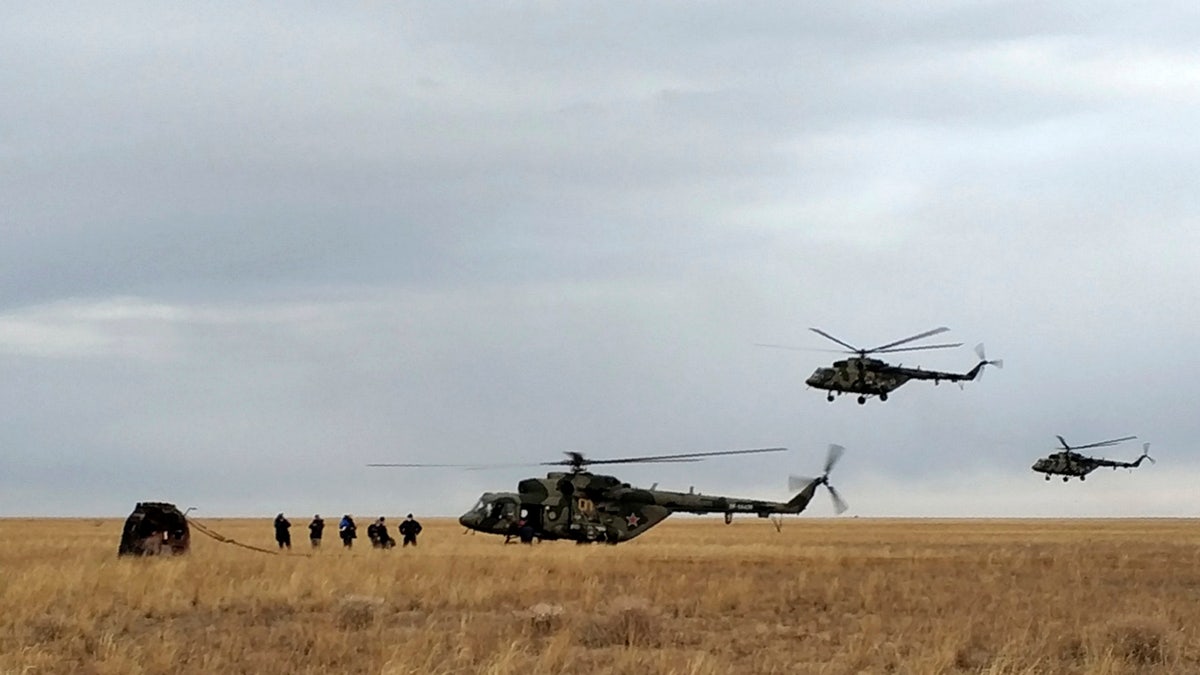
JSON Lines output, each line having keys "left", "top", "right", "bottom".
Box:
{"left": 625, "top": 513, "right": 641, "bottom": 528}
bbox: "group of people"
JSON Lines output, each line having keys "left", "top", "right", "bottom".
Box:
{"left": 272, "top": 513, "right": 423, "bottom": 550}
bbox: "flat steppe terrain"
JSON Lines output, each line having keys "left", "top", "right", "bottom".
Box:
{"left": 2, "top": 517, "right": 1199, "bottom": 674}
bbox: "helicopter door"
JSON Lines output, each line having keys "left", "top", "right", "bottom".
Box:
{"left": 519, "top": 504, "right": 544, "bottom": 531}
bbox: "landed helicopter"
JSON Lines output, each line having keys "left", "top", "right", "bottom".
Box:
{"left": 369, "top": 445, "right": 848, "bottom": 544}
{"left": 758, "top": 327, "right": 1001, "bottom": 404}
{"left": 1032, "top": 436, "right": 1154, "bottom": 482}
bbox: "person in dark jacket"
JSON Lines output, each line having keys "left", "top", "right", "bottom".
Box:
{"left": 339, "top": 514, "right": 357, "bottom": 548}
{"left": 274, "top": 513, "right": 292, "bottom": 550}
{"left": 308, "top": 515, "right": 325, "bottom": 547}
{"left": 398, "top": 513, "right": 422, "bottom": 547}
{"left": 369, "top": 516, "right": 395, "bottom": 549}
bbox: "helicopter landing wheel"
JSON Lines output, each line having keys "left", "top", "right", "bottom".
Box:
{"left": 827, "top": 393, "right": 835, "bottom": 402}
{"left": 1079, "top": 475, "right": 1085, "bottom": 481}
{"left": 857, "top": 396, "right": 867, "bottom": 405}
{"left": 1045, "top": 475, "right": 1050, "bottom": 481}
{"left": 1062, "top": 477, "right": 1069, "bottom": 483}
{"left": 879, "top": 392, "right": 888, "bottom": 402}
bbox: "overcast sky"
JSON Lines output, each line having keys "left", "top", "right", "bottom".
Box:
{"left": 3, "top": 2, "right": 1198, "bottom": 518}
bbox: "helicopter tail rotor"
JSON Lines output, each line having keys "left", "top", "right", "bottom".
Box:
{"left": 827, "top": 483, "right": 849, "bottom": 515}
{"left": 787, "top": 444, "right": 848, "bottom": 514}
{"left": 1135, "top": 443, "right": 1155, "bottom": 467}
{"left": 969, "top": 343, "right": 1004, "bottom": 381}
{"left": 824, "top": 443, "right": 844, "bottom": 474}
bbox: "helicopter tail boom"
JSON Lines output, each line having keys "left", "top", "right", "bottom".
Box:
{"left": 783, "top": 478, "right": 821, "bottom": 513}
{"left": 909, "top": 343, "right": 1003, "bottom": 383}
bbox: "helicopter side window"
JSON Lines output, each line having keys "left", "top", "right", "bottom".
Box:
{"left": 473, "top": 500, "right": 487, "bottom": 514}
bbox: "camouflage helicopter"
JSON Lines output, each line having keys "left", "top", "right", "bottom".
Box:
{"left": 370, "top": 445, "right": 848, "bottom": 544}
{"left": 1032, "top": 436, "right": 1154, "bottom": 482}
{"left": 758, "top": 327, "right": 1002, "bottom": 404}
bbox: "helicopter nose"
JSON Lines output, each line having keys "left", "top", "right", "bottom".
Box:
{"left": 805, "top": 370, "right": 825, "bottom": 387}
{"left": 459, "top": 512, "right": 477, "bottom": 529}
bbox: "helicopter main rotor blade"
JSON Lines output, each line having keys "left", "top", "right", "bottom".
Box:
{"left": 754, "top": 343, "right": 849, "bottom": 354}
{"left": 366, "top": 461, "right": 537, "bottom": 469}
{"left": 1071, "top": 435, "right": 1137, "bottom": 451}
{"left": 867, "top": 327, "right": 950, "bottom": 353}
{"left": 808, "top": 328, "right": 861, "bottom": 352}
{"left": 368, "top": 462, "right": 486, "bottom": 468}
{"left": 546, "top": 447, "right": 787, "bottom": 468}
{"left": 872, "top": 342, "right": 963, "bottom": 354}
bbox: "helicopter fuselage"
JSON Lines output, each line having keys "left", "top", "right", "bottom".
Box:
{"left": 1032, "top": 452, "right": 1099, "bottom": 479}
{"left": 1032, "top": 450, "right": 1151, "bottom": 482}
{"left": 457, "top": 471, "right": 823, "bottom": 544}
{"left": 806, "top": 358, "right": 986, "bottom": 400}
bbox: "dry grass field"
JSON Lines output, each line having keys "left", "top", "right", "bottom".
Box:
{"left": 2, "top": 517, "right": 1200, "bottom": 674}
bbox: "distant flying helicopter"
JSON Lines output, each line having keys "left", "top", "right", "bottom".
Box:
{"left": 758, "top": 327, "right": 1001, "bottom": 404}
{"left": 369, "top": 445, "right": 848, "bottom": 544}
{"left": 1032, "top": 436, "right": 1154, "bottom": 482}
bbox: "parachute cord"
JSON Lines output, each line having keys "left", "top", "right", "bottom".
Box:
{"left": 187, "top": 518, "right": 312, "bottom": 558}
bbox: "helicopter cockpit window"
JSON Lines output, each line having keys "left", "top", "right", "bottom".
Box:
{"left": 472, "top": 499, "right": 488, "bottom": 514}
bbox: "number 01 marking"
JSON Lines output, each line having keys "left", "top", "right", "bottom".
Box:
{"left": 576, "top": 498, "right": 595, "bottom": 514}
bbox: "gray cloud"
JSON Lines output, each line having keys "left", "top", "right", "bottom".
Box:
{"left": 2, "top": 2, "right": 1197, "bottom": 517}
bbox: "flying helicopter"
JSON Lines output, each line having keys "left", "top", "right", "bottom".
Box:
{"left": 368, "top": 445, "right": 848, "bottom": 544}
{"left": 757, "top": 326, "right": 1002, "bottom": 404}
{"left": 1032, "top": 436, "right": 1154, "bottom": 482}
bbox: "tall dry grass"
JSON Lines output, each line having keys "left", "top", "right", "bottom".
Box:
{"left": 2, "top": 517, "right": 1199, "bottom": 674}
